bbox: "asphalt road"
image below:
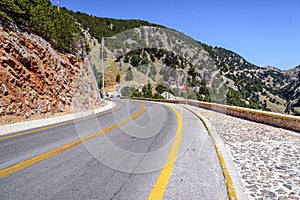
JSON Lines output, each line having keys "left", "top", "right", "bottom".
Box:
{"left": 0, "top": 99, "right": 228, "bottom": 200}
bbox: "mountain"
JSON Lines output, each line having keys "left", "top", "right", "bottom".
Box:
{"left": 0, "top": 0, "right": 299, "bottom": 117}
{"left": 282, "top": 65, "right": 300, "bottom": 113}
{"left": 264, "top": 65, "right": 281, "bottom": 72}
{"left": 200, "top": 44, "right": 299, "bottom": 114}
{"left": 68, "top": 10, "right": 164, "bottom": 42}
{"left": 90, "top": 26, "right": 299, "bottom": 115}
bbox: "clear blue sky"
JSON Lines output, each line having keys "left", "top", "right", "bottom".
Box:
{"left": 50, "top": 0, "right": 300, "bottom": 70}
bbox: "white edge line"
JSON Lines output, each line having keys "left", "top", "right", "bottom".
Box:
{"left": 0, "top": 101, "right": 116, "bottom": 136}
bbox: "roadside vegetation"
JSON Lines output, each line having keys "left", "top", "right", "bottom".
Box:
{"left": 0, "top": 0, "right": 80, "bottom": 53}
{"left": 121, "top": 82, "right": 164, "bottom": 99}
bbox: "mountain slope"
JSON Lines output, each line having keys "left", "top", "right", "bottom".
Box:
{"left": 1, "top": 1, "right": 299, "bottom": 116}
{"left": 0, "top": 0, "right": 81, "bottom": 53}
{"left": 68, "top": 10, "right": 164, "bottom": 42}
{"left": 200, "top": 43, "right": 299, "bottom": 115}
{"left": 94, "top": 25, "right": 299, "bottom": 115}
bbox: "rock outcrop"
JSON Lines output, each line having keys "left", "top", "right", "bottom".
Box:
{"left": 0, "top": 17, "right": 100, "bottom": 118}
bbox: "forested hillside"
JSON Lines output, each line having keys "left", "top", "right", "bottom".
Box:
{"left": 200, "top": 42, "right": 300, "bottom": 115}
{"left": 0, "top": 0, "right": 81, "bottom": 53}
{"left": 113, "top": 47, "right": 263, "bottom": 110}
{"left": 68, "top": 11, "right": 164, "bottom": 42}
{"left": 0, "top": 0, "right": 163, "bottom": 54}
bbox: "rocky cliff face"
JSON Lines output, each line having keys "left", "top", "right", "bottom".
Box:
{"left": 0, "top": 17, "right": 100, "bottom": 118}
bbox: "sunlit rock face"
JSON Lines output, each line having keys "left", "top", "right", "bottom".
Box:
{"left": 0, "top": 17, "right": 99, "bottom": 117}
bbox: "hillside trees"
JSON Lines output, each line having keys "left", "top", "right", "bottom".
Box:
{"left": 121, "top": 83, "right": 163, "bottom": 99}
{"left": 68, "top": 11, "right": 164, "bottom": 42}
{"left": 131, "top": 54, "right": 141, "bottom": 67}
{"left": 155, "top": 83, "right": 168, "bottom": 94}
{"left": 0, "top": 0, "right": 81, "bottom": 53}
{"left": 226, "top": 87, "right": 247, "bottom": 107}
{"left": 142, "top": 82, "right": 153, "bottom": 98}
{"left": 116, "top": 74, "right": 121, "bottom": 84}
{"left": 0, "top": 0, "right": 164, "bottom": 54}
{"left": 0, "top": 0, "right": 24, "bottom": 21}
{"left": 198, "top": 80, "right": 209, "bottom": 96}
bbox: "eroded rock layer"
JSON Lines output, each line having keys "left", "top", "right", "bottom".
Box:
{"left": 0, "top": 18, "right": 99, "bottom": 117}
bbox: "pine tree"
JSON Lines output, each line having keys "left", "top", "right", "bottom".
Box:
{"left": 142, "top": 82, "right": 153, "bottom": 98}
{"left": 116, "top": 74, "right": 121, "bottom": 84}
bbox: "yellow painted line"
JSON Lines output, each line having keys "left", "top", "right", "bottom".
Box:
{"left": 148, "top": 104, "right": 182, "bottom": 200}
{"left": 0, "top": 102, "right": 121, "bottom": 141}
{"left": 181, "top": 105, "right": 238, "bottom": 200}
{"left": 0, "top": 103, "right": 146, "bottom": 179}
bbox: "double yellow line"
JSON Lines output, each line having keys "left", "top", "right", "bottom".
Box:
{"left": 0, "top": 103, "right": 146, "bottom": 178}
{"left": 0, "top": 103, "right": 121, "bottom": 141}
{"left": 1, "top": 102, "right": 185, "bottom": 200}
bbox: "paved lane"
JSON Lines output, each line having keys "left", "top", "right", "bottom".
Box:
{"left": 0, "top": 100, "right": 139, "bottom": 170}
{"left": 0, "top": 100, "right": 227, "bottom": 199}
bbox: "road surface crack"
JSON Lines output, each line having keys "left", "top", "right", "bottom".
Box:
{"left": 109, "top": 130, "right": 163, "bottom": 200}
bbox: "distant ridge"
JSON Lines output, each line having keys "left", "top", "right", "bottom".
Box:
{"left": 264, "top": 65, "right": 282, "bottom": 72}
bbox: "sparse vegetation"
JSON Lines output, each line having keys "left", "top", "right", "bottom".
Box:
{"left": 125, "top": 67, "right": 133, "bottom": 81}
{"left": 68, "top": 11, "right": 164, "bottom": 42}
{"left": 200, "top": 42, "right": 299, "bottom": 114}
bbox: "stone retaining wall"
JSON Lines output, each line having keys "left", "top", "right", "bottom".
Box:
{"left": 127, "top": 98, "right": 300, "bottom": 133}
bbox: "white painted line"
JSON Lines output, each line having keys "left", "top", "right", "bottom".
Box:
{"left": 0, "top": 101, "right": 115, "bottom": 136}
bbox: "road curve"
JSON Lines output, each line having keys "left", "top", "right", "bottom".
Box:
{"left": 0, "top": 99, "right": 227, "bottom": 199}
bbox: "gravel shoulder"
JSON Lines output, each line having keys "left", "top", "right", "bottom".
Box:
{"left": 184, "top": 104, "right": 300, "bottom": 200}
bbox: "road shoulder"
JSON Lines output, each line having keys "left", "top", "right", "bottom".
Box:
{"left": 161, "top": 104, "right": 228, "bottom": 199}
{"left": 181, "top": 104, "right": 246, "bottom": 200}
{"left": 0, "top": 101, "right": 115, "bottom": 136}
